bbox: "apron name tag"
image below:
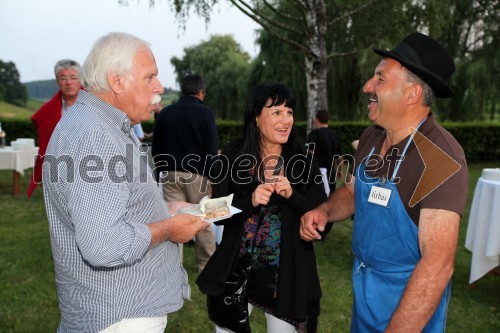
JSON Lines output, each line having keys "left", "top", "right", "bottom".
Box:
{"left": 368, "top": 185, "right": 392, "bottom": 207}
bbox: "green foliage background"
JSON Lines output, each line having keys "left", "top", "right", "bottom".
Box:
{"left": 163, "top": 0, "right": 499, "bottom": 123}
{"left": 170, "top": 34, "right": 252, "bottom": 120}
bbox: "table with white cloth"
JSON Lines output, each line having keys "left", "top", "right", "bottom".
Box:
{"left": 465, "top": 168, "right": 500, "bottom": 284}
{"left": 0, "top": 146, "right": 38, "bottom": 195}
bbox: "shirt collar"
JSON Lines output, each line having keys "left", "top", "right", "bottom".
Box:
{"left": 61, "top": 96, "right": 68, "bottom": 115}
{"left": 77, "top": 90, "right": 132, "bottom": 135}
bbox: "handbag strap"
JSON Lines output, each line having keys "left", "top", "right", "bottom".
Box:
{"left": 249, "top": 156, "right": 283, "bottom": 255}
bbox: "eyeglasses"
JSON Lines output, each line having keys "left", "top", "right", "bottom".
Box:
{"left": 57, "top": 76, "right": 79, "bottom": 83}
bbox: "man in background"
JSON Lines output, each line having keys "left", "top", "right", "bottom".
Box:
{"left": 307, "top": 109, "right": 343, "bottom": 196}
{"left": 28, "top": 59, "right": 83, "bottom": 197}
{"left": 152, "top": 74, "right": 218, "bottom": 272}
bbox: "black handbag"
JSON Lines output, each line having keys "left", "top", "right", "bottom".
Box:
{"left": 207, "top": 253, "right": 252, "bottom": 333}
{"left": 206, "top": 157, "right": 283, "bottom": 333}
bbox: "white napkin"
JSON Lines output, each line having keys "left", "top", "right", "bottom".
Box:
{"left": 482, "top": 168, "right": 500, "bottom": 181}
{"left": 199, "top": 193, "right": 234, "bottom": 213}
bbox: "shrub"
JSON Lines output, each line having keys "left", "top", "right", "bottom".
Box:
{"left": 0, "top": 118, "right": 498, "bottom": 162}
{"left": 0, "top": 118, "right": 37, "bottom": 145}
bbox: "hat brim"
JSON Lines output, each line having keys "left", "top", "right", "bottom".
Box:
{"left": 374, "top": 49, "right": 453, "bottom": 98}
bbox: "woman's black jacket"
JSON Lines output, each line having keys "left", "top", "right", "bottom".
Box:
{"left": 196, "top": 143, "right": 328, "bottom": 321}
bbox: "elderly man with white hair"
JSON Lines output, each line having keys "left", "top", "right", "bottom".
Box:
{"left": 42, "top": 32, "right": 209, "bottom": 333}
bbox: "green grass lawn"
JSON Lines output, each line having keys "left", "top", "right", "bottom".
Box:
{"left": 0, "top": 162, "right": 499, "bottom": 332}
{"left": 0, "top": 101, "right": 35, "bottom": 121}
{"left": 25, "top": 99, "right": 44, "bottom": 113}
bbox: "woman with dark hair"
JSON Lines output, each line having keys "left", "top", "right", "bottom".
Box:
{"left": 196, "top": 83, "right": 327, "bottom": 332}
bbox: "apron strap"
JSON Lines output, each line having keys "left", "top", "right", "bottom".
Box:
{"left": 363, "top": 117, "right": 428, "bottom": 181}
{"left": 390, "top": 117, "right": 427, "bottom": 181}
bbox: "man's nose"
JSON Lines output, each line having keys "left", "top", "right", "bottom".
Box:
{"left": 155, "top": 78, "right": 164, "bottom": 94}
{"left": 362, "top": 77, "right": 374, "bottom": 94}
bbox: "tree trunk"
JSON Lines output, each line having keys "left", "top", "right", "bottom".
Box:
{"left": 304, "top": 53, "right": 328, "bottom": 134}
{"left": 304, "top": 0, "right": 328, "bottom": 134}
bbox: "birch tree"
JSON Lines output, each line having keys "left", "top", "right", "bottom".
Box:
{"left": 139, "top": 0, "right": 381, "bottom": 131}
{"left": 123, "top": 0, "right": 500, "bottom": 124}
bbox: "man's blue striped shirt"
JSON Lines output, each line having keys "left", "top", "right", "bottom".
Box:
{"left": 43, "top": 90, "right": 189, "bottom": 332}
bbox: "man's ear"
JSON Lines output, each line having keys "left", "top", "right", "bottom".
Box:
{"left": 108, "top": 72, "right": 125, "bottom": 94}
{"left": 407, "top": 84, "right": 423, "bottom": 105}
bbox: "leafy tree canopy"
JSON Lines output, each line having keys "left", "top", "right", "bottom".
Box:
{"left": 0, "top": 60, "right": 28, "bottom": 107}
{"left": 125, "top": 0, "right": 500, "bottom": 122}
{"left": 171, "top": 34, "right": 252, "bottom": 119}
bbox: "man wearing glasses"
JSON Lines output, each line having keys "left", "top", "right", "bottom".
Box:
{"left": 28, "top": 59, "right": 83, "bottom": 197}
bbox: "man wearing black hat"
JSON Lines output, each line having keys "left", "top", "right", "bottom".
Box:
{"left": 300, "top": 32, "right": 468, "bottom": 332}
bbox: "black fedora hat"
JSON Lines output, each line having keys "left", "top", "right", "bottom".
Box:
{"left": 373, "top": 32, "right": 455, "bottom": 98}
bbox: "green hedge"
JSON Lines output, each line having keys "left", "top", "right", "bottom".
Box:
{"left": 0, "top": 119, "right": 37, "bottom": 144}
{"left": 441, "top": 123, "right": 500, "bottom": 162}
{"left": 1, "top": 118, "right": 498, "bottom": 162}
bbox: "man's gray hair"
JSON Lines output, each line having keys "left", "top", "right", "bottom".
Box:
{"left": 80, "top": 32, "right": 150, "bottom": 93}
{"left": 54, "top": 59, "right": 81, "bottom": 77}
{"left": 404, "top": 67, "right": 435, "bottom": 107}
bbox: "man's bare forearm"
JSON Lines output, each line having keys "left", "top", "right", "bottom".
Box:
{"left": 323, "top": 183, "right": 355, "bottom": 223}
{"left": 148, "top": 220, "right": 172, "bottom": 247}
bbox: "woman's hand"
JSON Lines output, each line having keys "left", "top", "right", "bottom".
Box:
{"left": 274, "top": 176, "right": 293, "bottom": 199}
{"left": 252, "top": 183, "right": 275, "bottom": 207}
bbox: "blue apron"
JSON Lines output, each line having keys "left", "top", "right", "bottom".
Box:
{"left": 351, "top": 123, "right": 451, "bottom": 332}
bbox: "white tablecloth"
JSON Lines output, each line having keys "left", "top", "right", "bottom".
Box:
{"left": 0, "top": 146, "right": 38, "bottom": 175}
{"left": 465, "top": 177, "right": 500, "bottom": 283}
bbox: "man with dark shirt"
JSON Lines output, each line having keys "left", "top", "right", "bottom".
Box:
{"left": 152, "top": 74, "right": 218, "bottom": 272}
{"left": 306, "top": 110, "right": 342, "bottom": 195}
